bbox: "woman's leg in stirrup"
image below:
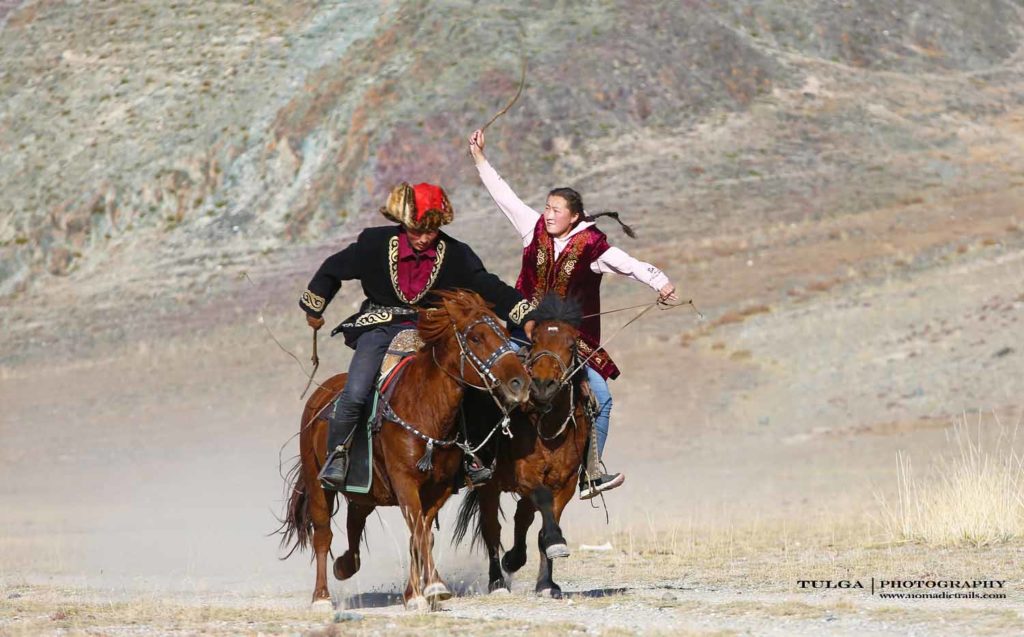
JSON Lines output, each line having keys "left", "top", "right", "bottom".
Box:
{"left": 580, "top": 366, "right": 623, "bottom": 500}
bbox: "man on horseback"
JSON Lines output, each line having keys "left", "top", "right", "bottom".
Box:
{"left": 299, "top": 182, "right": 535, "bottom": 490}
{"left": 468, "top": 129, "right": 679, "bottom": 499}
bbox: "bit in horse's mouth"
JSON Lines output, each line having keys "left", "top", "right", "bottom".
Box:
{"left": 523, "top": 396, "right": 555, "bottom": 414}
{"left": 499, "top": 384, "right": 531, "bottom": 409}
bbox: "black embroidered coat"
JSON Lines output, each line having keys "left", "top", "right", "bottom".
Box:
{"left": 299, "top": 226, "right": 534, "bottom": 347}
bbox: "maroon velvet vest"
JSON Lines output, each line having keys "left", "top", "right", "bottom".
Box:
{"left": 515, "top": 218, "right": 620, "bottom": 379}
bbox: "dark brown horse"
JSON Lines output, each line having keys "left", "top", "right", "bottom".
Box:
{"left": 455, "top": 294, "right": 591, "bottom": 598}
{"left": 278, "top": 290, "right": 530, "bottom": 610}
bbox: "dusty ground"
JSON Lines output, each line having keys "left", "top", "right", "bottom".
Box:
{"left": 3, "top": 178, "right": 1023, "bottom": 634}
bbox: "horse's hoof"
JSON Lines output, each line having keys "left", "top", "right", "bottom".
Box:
{"left": 310, "top": 598, "right": 333, "bottom": 611}
{"left": 536, "top": 586, "right": 563, "bottom": 599}
{"left": 501, "top": 550, "right": 526, "bottom": 574}
{"left": 544, "top": 542, "right": 571, "bottom": 560}
{"left": 406, "top": 595, "right": 430, "bottom": 612}
{"left": 488, "top": 579, "right": 511, "bottom": 595}
{"left": 424, "top": 582, "right": 452, "bottom": 603}
{"left": 333, "top": 552, "right": 359, "bottom": 580}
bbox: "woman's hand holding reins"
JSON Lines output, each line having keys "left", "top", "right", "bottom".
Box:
{"left": 306, "top": 314, "right": 325, "bottom": 330}
{"left": 658, "top": 282, "right": 679, "bottom": 303}
{"left": 469, "top": 129, "right": 487, "bottom": 164}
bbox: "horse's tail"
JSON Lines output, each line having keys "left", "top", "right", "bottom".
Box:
{"left": 452, "top": 489, "right": 482, "bottom": 549}
{"left": 274, "top": 456, "right": 312, "bottom": 560}
{"left": 452, "top": 488, "right": 503, "bottom": 550}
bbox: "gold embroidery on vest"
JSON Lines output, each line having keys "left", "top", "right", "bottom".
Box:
{"left": 388, "top": 236, "right": 446, "bottom": 305}
{"left": 553, "top": 237, "right": 586, "bottom": 296}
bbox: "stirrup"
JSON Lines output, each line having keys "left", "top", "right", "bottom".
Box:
{"left": 579, "top": 472, "right": 625, "bottom": 500}
{"left": 318, "top": 446, "right": 350, "bottom": 490}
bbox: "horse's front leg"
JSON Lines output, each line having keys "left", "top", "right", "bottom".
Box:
{"left": 501, "top": 496, "right": 536, "bottom": 574}
{"left": 334, "top": 500, "right": 373, "bottom": 580}
{"left": 310, "top": 487, "right": 335, "bottom": 606}
{"left": 477, "top": 483, "right": 509, "bottom": 593}
{"left": 532, "top": 485, "right": 570, "bottom": 560}
{"left": 394, "top": 471, "right": 453, "bottom": 611}
{"left": 396, "top": 493, "right": 429, "bottom": 611}
{"left": 418, "top": 481, "right": 455, "bottom": 609}
{"left": 531, "top": 485, "right": 569, "bottom": 598}
{"left": 537, "top": 481, "right": 577, "bottom": 598}
{"left": 303, "top": 425, "right": 335, "bottom": 607}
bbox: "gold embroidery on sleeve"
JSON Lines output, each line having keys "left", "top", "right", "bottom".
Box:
{"left": 301, "top": 290, "right": 326, "bottom": 312}
{"left": 509, "top": 299, "right": 533, "bottom": 324}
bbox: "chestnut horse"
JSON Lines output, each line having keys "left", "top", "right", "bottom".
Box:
{"left": 278, "top": 290, "right": 530, "bottom": 610}
{"left": 455, "top": 294, "right": 591, "bottom": 598}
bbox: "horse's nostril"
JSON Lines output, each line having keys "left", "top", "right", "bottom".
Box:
{"left": 509, "top": 377, "right": 523, "bottom": 392}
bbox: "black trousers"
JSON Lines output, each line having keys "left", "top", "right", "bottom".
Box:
{"left": 327, "top": 323, "right": 409, "bottom": 451}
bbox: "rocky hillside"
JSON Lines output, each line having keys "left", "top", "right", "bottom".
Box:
{"left": 1, "top": 1, "right": 1023, "bottom": 345}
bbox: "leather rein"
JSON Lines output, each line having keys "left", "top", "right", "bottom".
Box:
{"left": 380, "top": 314, "right": 520, "bottom": 471}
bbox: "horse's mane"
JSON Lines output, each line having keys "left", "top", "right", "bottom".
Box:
{"left": 531, "top": 293, "right": 583, "bottom": 328}
{"left": 417, "top": 289, "right": 493, "bottom": 344}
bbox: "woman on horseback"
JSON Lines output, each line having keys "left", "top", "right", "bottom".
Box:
{"left": 468, "top": 129, "right": 679, "bottom": 499}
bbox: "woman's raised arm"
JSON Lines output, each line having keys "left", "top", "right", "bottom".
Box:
{"left": 469, "top": 129, "right": 540, "bottom": 247}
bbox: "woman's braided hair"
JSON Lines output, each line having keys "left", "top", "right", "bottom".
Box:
{"left": 547, "top": 187, "right": 636, "bottom": 238}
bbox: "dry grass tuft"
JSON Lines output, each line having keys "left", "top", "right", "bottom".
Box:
{"left": 877, "top": 410, "right": 1024, "bottom": 546}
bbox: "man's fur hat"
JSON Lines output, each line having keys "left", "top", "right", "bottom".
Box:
{"left": 380, "top": 182, "right": 454, "bottom": 231}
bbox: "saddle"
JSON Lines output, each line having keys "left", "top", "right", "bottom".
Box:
{"left": 378, "top": 329, "right": 424, "bottom": 390}
{"left": 340, "top": 329, "right": 423, "bottom": 494}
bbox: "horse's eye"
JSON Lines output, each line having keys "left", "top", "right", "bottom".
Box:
{"left": 469, "top": 334, "right": 481, "bottom": 344}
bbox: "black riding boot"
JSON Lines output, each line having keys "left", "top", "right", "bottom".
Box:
{"left": 318, "top": 399, "right": 361, "bottom": 491}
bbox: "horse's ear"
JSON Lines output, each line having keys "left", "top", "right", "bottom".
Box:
{"left": 440, "top": 297, "right": 457, "bottom": 322}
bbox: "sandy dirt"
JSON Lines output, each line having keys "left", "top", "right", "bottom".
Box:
{"left": 3, "top": 183, "right": 1024, "bottom": 634}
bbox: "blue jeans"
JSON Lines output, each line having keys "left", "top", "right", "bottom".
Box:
{"left": 585, "top": 366, "right": 613, "bottom": 456}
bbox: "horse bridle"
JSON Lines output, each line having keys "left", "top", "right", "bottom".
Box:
{"left": 524, "top": 337, "right": 580, "bottom": 390}
{"left": 450, "top": 314, "right": 518, "bottom": 391}
{"left": 521, "top": 331, "right": 582, "bottom": 440}
{"left": 386, "top": 313, "right": 520, "bottom": 473}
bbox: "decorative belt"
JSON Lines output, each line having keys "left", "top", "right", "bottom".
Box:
{"left": 366, "top": 303, "right": 418, "bottom": 315}
{"left": 341, "top": 303, "right": 419, "bottom": 330}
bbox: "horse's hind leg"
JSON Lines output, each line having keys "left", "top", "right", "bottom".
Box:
{"left": 478, "top": 485, "right": 509, "bottom": 593}
{"left": 334, "top": 501, "right": 373, "bottom": 580}
{"left": 500, "top": 497, "right": 535, "bottom": 574}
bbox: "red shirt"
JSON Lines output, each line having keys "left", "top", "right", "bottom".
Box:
{"left": 396, "top": 229, "right": 438, "bottom": 303}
